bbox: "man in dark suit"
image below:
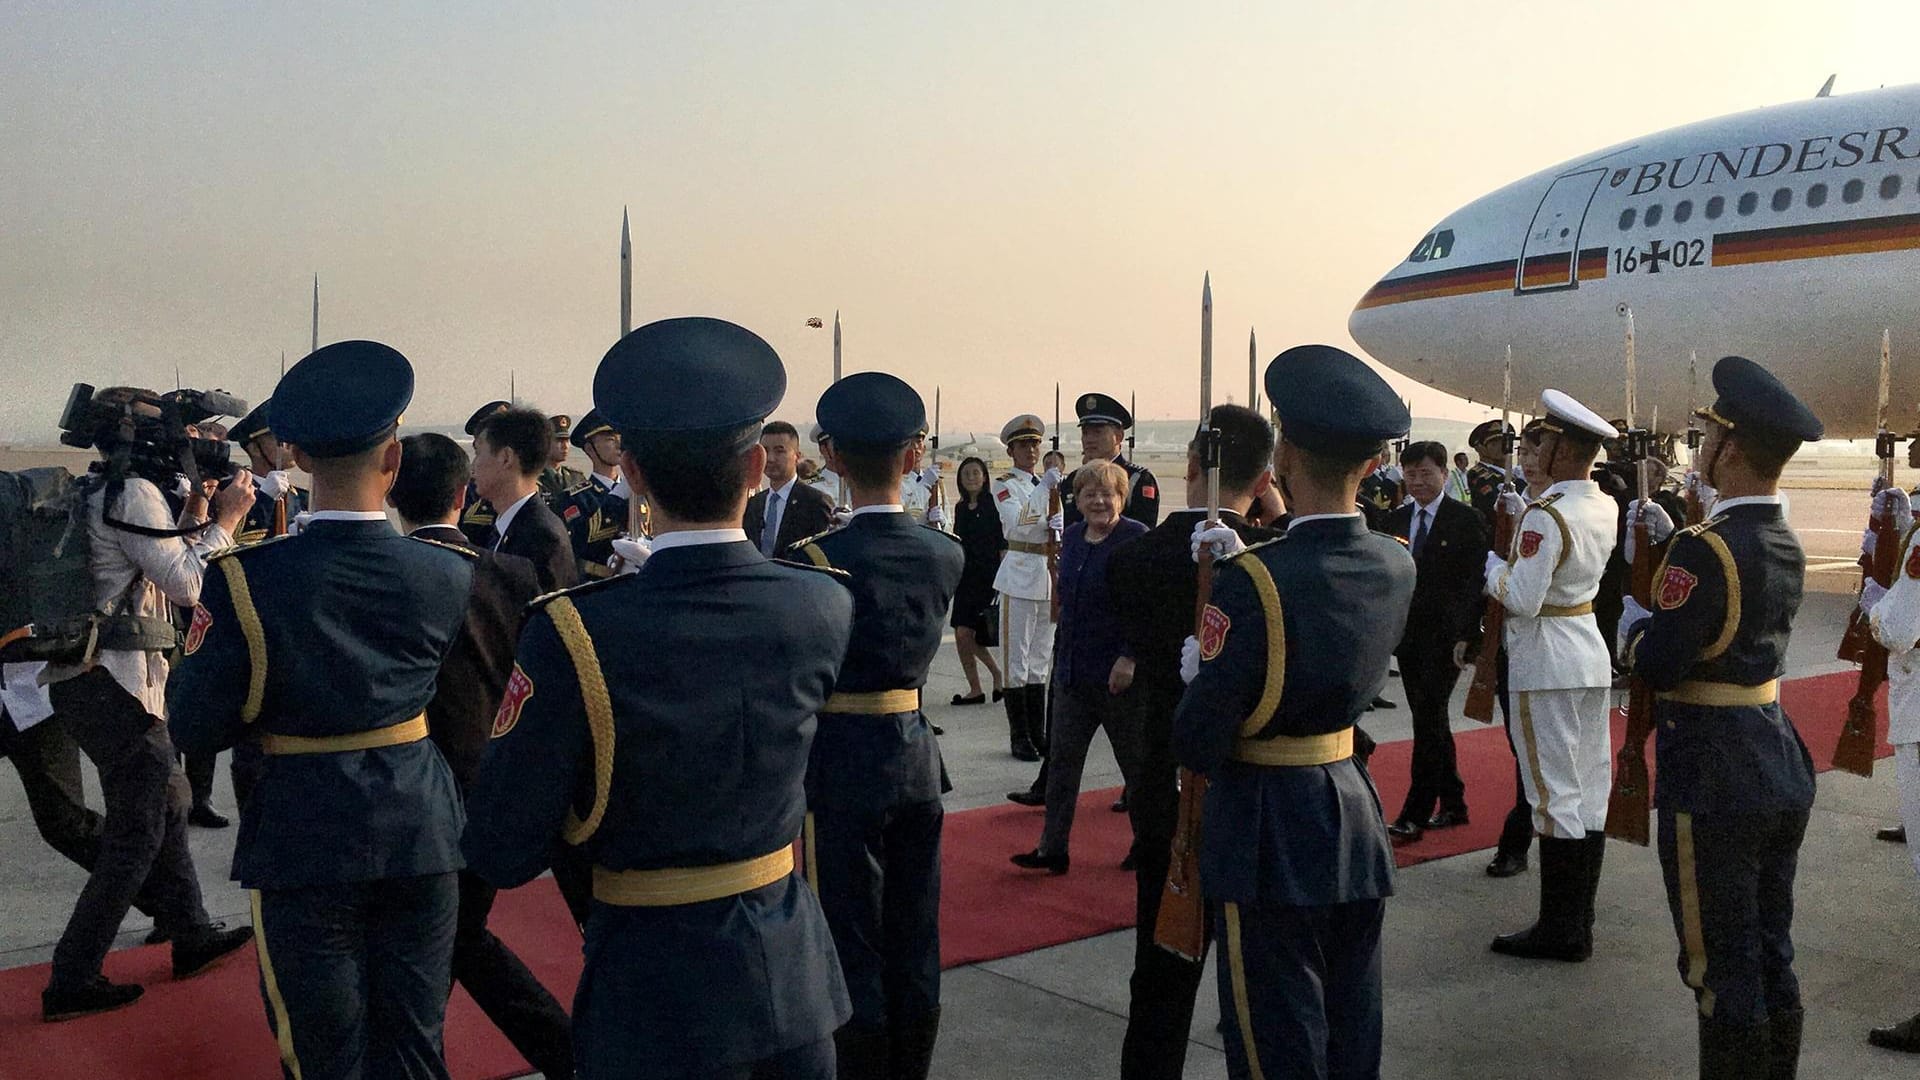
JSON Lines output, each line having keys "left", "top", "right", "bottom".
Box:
{"left": 387, "top": 432, "right": 573, "bottom": 1080}
{"left": 1385, "top": 440, "right": 1491, "bottom": 844}
{"left": 745, "top": 419, "right": 836, "bottom": 557}
{"left": 472, "top": 406, "right": 581, "bottom": 593}
{"left": 1107, "top": 403, "right": 1278, "bottom": 1080}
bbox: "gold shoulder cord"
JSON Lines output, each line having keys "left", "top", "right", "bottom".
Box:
{"left": 218, "top": 558, "right": 269, "bottom": 724}
{"left": 546, "top": 597, "right": 617, "bottom": 845}
{"left": 1232, "top": 558, "right": 1288, "bottom": 739}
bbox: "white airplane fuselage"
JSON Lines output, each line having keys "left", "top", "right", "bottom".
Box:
{"left": 1349, "top": 84, "right": 1920, "bottom": 437}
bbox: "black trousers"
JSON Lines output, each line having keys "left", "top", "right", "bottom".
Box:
{"left": 45, "top": 668, "right": 210, "bottom": 987}
{"left": 6, "top": 714, "right": 106, "bottom": 868}
{"left": 1215, "top": 898, "right": 1384, "bottom": 1080}
{"left": 453, "top": 870, "right": 574, "bottom": 1078}
{"left": 1394, "top": 643, "right": 1466, "bottom": 824}
{"left": 1121, "top": 681, "right": 1210, "bottom": 1080}
{"left": 809, "top": 795, "right": 944, "bottom": 1031}
{"left": 1495, "top": 651, "right": 1534, "bottom": 860}
{"left": 1657, "top": 807, "right": 1809, "bottom": 1027}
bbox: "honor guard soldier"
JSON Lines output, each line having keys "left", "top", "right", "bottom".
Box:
{"left": 1617, "top": 356, "right": 1821, "bottom": 1078}
{"left": 807, "top": 422, "right": 845, "bottom": 502}
{"left": 170, "top": 341, "right": 474, "bottom": 1080}
{"left": 463, "top": 317, "right": 855, "bottom": 1080}
{"left": 1465, "top": 418, "right": 1516, "bottom": 526}
{"left": 992, "top": 414, "right": 1059, "bottom": 763}
{"left": 538, "top": 413, "right": 587, "bottom": 508}
{"left": 458, "top": 399, "right": 511, "bottom": 545}
{"left": 1062, "top": 392, "right": 1160, "bottom": 528}
{"left": 795, "top": 372, "right": 964, "bottom": 1080}
{"left": 1481, "top": 390, "right": 1619, "bottom": 963}
{"left": 1173, "top": 345, "right": 1413, "bottom": 1080}
{"left": 230, "top": 401, "right": 307, "bottom": 545}
{"left": 557, "top": 408, "right": 632, "bottom": 579}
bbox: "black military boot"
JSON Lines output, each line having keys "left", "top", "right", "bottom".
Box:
{"left": 1577, "top": 832, "right": 1607, "bottom": 955}
{"left": 1768, "top": 1007, "right": 1803, "bottom": 1079}
{"left": 889, "top": 1007, "right": 941, "bottom": 1080}
{"left": 1006, "top": 686, "right": 1038, "bottom": 762}
{"left": 1027, "top": 684, "right": 1052, "bottom": 759}
{"left": 834, "top": 1022, "right": 891, "bottom": 1080}
{"left": 1490, "top": 837, "right": 1588, "bottom": 961}
{"left": 1699, "top": 1016, "right": 1771, "bottom": 1079}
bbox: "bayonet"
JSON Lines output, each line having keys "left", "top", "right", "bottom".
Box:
{"left": 620, "top": 207, "right": 633, "bottom": 337}
{"left": 311, "top": 275, "right": 319, "bottom": 354}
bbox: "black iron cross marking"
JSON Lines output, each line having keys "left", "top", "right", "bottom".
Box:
{"left": 1640, "top": 240, "right": 1673, "bottom": 273}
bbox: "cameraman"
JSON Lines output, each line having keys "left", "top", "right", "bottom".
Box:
{"left": 39, "top": 386, "right": 254, "bottom": 1021}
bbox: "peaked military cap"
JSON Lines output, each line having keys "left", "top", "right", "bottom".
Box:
{"left": 274, "top": 341, "right": 413, "bottom": 458}
{"left": 808, "top": 421, "right": 830, "bottom": 445}
{"left": 1698, "top": 355, "right": 1824, "bottom": 444}
{"left": 231, "top": 400, "right": 275, "bottom": 447}
{"left": 570, "top": 408, "right": 615, "bottom": 448}
{"left": 1000, "top": 414, "right": 1046, "bottom": 446}
{"left": 1536, "top": 389, "right": 1616, "bottom": 441}
{"left": 550, "top": 413, "right": 573, "bottom": 439}
{"left": 817, "top": 372, "right": 926, "bottom": 450}
{"left": 1467, "top": 418, "right": 1514, "bottom": 449}
{"left": 465, "top": 400, "right": 510, "bottom": 436}
{"left": 1264, "top": 344, "right": 1410, "bottom": 456}
{"left": 593, "top": 317, "right": 786, "bottom": 438}
{"left": 1075, "top": 392, "right": 1132, "bottom": 429}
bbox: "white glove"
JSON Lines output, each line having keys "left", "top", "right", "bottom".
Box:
{"left": 1862, "top": 579, "right": 1890, "bottom": 616}
{"left": 255, "top": 469, "right": 293, "bottom": 500}
{"left": 1190, "top": 521, "right": 1246, "bottom": 563}
{"left": 925, "top": 504, "right": 946, "bottom": 527}
{"left": 1040, "top": 467, "right": 1064, "bottom": 491}
{"left": 172, "top": 475, "right": 193, "bottom": 499}
{"left": 1623, "top": 499, "right": 1675, "bottom": 563}
{"left": 1876, "top": 487, "right": 1914, "bottom": 535}
{"left": 832, "top": 508, "right": 853, "bottom": 527}
{"left": 290, "top": 511, "right": 312, "bottom": 536}
{"left": 1684, "top": 470, "right": 1716, "bottom": 510}
{"left": 1617, "top": 594, "right": 1653, "bottom": 658}
{"left": 610, "top": 536, "right": 652, "bottom": 573}
{"left": 1180, "top": 635, "right": 1201, "bottom": 685}
{"left": 918, "top": 465, "right": 940, "bottom": 488}
{"left": 1048, "top": 511, "right": 1064, "bottom": 533}
{"left": 1497, "top": 491, "right": 1527, "bottom": 520}
{"left": 1483, "top": 550, "right": 1507, "bottom": 583}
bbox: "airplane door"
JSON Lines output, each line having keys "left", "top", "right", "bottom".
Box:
{"left": 1517, "top": 168, "right": 1606, "bottom": 292}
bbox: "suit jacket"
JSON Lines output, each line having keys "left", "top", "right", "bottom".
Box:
{"left": 1386, "top": 496, "right": 1489, "bottom": 655}
{"left": 745, "top": 480, "right": 836, "bottom": 557}
{"left": 410, "top": 524, "right": 542, "bottom": 790}
{"left": 496, "top": 493, "right": 580, "bottom": 594}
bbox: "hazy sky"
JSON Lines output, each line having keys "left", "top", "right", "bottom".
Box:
{"left": 4, "top": 2, "right": 1917, "bottom": 443}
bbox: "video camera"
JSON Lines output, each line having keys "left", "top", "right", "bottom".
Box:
{"left": 56, "top": 382, "right": 248, "bottom": 489}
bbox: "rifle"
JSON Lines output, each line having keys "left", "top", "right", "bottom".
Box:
{"left": 1462, "top": 347, "right": 1516, "bottom": 723}
{"left": 1681, "top": 351, "right": 1707, "bottom": 526}
{"left": 1834, "top": 329, "right": 1899, "bottom": 776}
{"left": 927, "top": 387, "right": 943, "bottom": 514}
{"left": 1155, "top": 272, "right": 1214, "bottom": 962}
{"left": 1605, "top": 309, "right": 1656, "bottom": 845}
{"left": 1049, "top": 382, "right": 1062, "bottom": 622}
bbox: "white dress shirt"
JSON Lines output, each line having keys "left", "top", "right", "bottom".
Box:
{"left": 488, "top": 490, "right": 539, "bottom": 550}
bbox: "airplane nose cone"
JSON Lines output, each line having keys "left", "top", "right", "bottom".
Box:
{"left": 1348, "top": 276, "right": 1414, "bottom": 373}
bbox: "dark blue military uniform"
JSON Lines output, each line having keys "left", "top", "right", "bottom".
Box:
{"left": 1619, "top": 354, "right": 1822, "bottom": 1076}
{"left": 169, "top": 341, "right": 471, "bottom": 1080}
{"left": 458, "top": 401, "right": 509, "bottom": 546}
{"left": 463, "top": 317, "right": 854, "bottom": 1080}
{"left": 559, "top": 475, "right": 628, "bottom": 579}
{"left": 1061, "top": 392, "right": 1161, "bottom": 528}
{"left": 234, "top": 484, "right": 307, "bottom": 546}
{"left": 796, "top": 371, "right": 963, "bottom": 1080}
{"left": 1171, "top": 345, "right": 1413, "bottom": 1080}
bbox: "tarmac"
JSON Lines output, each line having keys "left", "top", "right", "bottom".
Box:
{"left": 4, "top": 501, "right": 1920, "bottom": 1079}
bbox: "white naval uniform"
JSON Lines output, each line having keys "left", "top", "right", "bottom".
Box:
{"left": 1869, "top": 521, "right": 1920, "bottom": 879}
{"left": 900, "top": 473, "right": 932, "bottom": 525}
{"left": 992, "top": 467, "right": 1055, "bottom": 686}
{"left": 1484, "top": 478, "right": 1616, "bottom": 838}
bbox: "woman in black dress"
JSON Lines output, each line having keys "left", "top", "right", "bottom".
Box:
{"left": 949, "top": 456, "right": 1006, "bottom": 705}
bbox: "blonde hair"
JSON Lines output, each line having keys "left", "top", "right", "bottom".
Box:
{"left": 1072, "top": 460, "right": 1129, "bottom": 500}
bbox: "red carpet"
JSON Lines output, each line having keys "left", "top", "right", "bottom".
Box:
{"left": 0, "top": 670, "right": 1889, "bottom": 1080}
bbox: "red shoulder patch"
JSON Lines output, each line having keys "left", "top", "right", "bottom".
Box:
{"left": 1140, "top": 485, "right": 1157, "bottom": 499}
{"left": 1908, "top": 544, "right": 1920, "bottom": 580}
{"left": 184, "top": 605, "right": 212, "bottom": 655}
{"left": 996, "top": 488, "right": 1012, "bottom": 502}
{"left": 1199, "top": 604, "right": 1231, "bottom": 661}
{"left": 1658, "top": 565, "right": 1700, "bottom": 610}
{"left": 1518, "top": 530, "right": 1544, "bottom": 559}
{"left": 562, "top": 504, "right": 582, "bottom": 522}
{"left": 493, "top": 665, "right": 534, "bottom": 738}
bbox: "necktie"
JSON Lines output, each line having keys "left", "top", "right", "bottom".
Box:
{"left": 762, "top": 491, "right": 783, "bottom": 556}
{"left": 481, "top": 524, "right": 501, "bottom": 550}
{"left": 1411, "top": 507, "right": 1430, "bottom": 558}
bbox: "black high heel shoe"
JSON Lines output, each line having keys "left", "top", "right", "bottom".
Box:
{"left": 950, "top": 692, "right": 986, "bottom": 706}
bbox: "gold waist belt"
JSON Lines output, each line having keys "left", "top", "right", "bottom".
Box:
{"left": 1007, "top": 540, "right": 1051, "bottom": 555}
{"left": 1656, "top": 679, "right": 1780, "bottom": 707}
{"left": 260, "top": 713, "right": 428, "bottom": 756}
{"left": 1231, "top": 727, "right": 1354, "bottom": 767}
{"left": 823, "top": 689, "right": 921, "bottom": 715}
{"left": 1537, "top": 602, "right": 1595, "bottom": 618}
{"left": 592, "top": 848, "right": 795, "bottom": 907}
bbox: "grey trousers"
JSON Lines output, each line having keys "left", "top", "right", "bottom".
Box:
{"left": 46, "top": 668, "right": 210, "bottom": 987}
{"left": 1038, "top": 681, "right": 1143, "bottom": 857}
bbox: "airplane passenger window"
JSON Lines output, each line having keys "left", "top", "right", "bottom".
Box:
{"left": 1882, "top": 175, "right": 1903, "bottom": 199}
{"left": 1645, "top": 204, "right": 1663, "bottom": 227}
{"left": 1844, "top": 179, "right": 1865, "bottom": 203}
{"left": 1705, "top": 196, "right": 1725, "bottom": 220}
{"left": 1618, "top": 208, "right": 1636, "bottom": 231}
{"left": 1771, "top": 188, "right": 1792, "bottom": 212}
{"left": 1738, "top": 192, "right": 1758, "bottom": 216}
{"left": 1674, "top": 200, "right": 1693, "bottom": 223}
{"left": 1807, "top": 184, "right": 1828, "bottom": 209}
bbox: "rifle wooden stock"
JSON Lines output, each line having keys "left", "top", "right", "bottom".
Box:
{"left": 1833, "top": 508, "right": 1900, "bottom": 776}
{"left": 1604, "top": 515, "right": 1656, "bottom": 846}
{"left": 1462, "top": 497, "right": 1517, "bottom": 723}
{"left": 271, "top": 495, "right": 288, "bottom": 538}
{"left": 1154, "top": 542, "right": 1218, "bottom": 961}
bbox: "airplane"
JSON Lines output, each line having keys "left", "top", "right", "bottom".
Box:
{"left": 1348, "top": 79, "right": 1920, "bottom": 438}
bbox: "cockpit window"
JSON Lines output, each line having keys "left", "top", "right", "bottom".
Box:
{"left": 1406, "top": 229, "right": 1455, "bottom": 263}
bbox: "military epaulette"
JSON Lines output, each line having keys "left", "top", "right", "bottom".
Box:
{"left": 527, "top": 573, "right": 629, "bottom": 612}
{"left": 1526, "top": 491, "right": 1565, "bottom": 510}
{"left": 920, "top": 522, "right": 963, "bottom": 544}
{"left": 1672, "top": 515, "right": 1727, "bottom": 542}
{"left": 1220, "top": 536, "right": 1283, "bottom": 563}
{"left": 565, "top": 480, "right": 595, "bottom": 496}
{"left": 408, "top": 535, "right": 478, "bottom": 558}
{"left": 997, "top": 471, "right": 1017, "bottom": 482}
{"left": 790, "top": 524, "right": 846, "bottom": 551}
{"left": 210, "top": 533, "right": 293, "bottom": 562}
{"left": 772, "top": 557, "right": 852, "bottom": 581}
